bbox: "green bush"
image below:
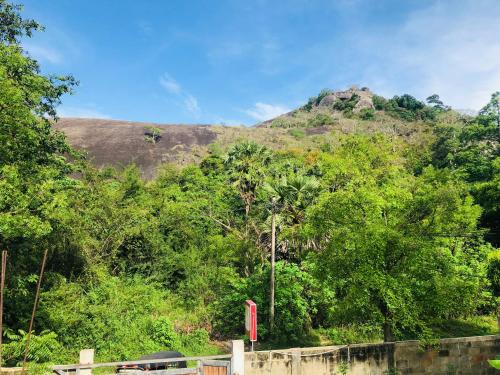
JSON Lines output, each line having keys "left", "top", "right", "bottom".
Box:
{"left": 40, "top": 276, "right": 177, "bottom": 361}
{"left": 307, "top": 113, "right": 333, "bottom": 128}
{"left": 315, "top": 89, "right": 333, "bottom": 106}
{"left": 150, "top": 317, "right": 181, "bottom": 350}
{"left": 323, "top": 325, "right": 382, "bottom": 345}
{"left": 2, "top": 329, "right": 64, "bottom": 366}
{"left": 288, "top": 128, "right": 305, "bottom": 139}
{"left": 359, "top": 108, "right": 375, "bottom": 120}
{"left": 181, "top": 329, "right": 210, "bottom": 354}
{"left": 213, "top": 262, "right": 334, "bottom": 346}
{"left": 488, "top": 250, "right": 500, "bottom": 297}
{"left": 393, "top": 94, "right": 425, "bottom": 111}
{"left": 372, "top": 95, "right": 387, "bottom": 110}
{"left": 382, "top": 94, "right": 437, "bottom": 122}
{"left": 333, "top": 94, "right": 360, "bottom": 114}
{"left": 302, "top": 97, "right": 315, "bottom": 112}
{"left": 301, "top": 89, "right": 333, "bottom": 111}
{"left": 144, "top": 126, "right": 162, "bottom": 144}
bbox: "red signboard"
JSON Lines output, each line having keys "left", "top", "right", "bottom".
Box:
{"left": 245, "top": 300, "right": 257, "bottom": 342}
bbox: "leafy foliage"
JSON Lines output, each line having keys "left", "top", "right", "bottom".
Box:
{"left": 301, "top": 89, "right": 333, "bottom": 112}
{"left": 1, "top": 2, "right": 499, "bottom": 369}
{"left": 479, "top": 91, "right": 500, "bottom": 127}
{"left": 144, "top": 126, "right": 162, "bottom": 144}
{"left": 332, "top": 93, "right": 360, "bottom": 114}
{"left": 376, "top": 94, "right": 437, "bottom": 122}
{"left": 359, "top": 108, "right": 375, "bottom": 120}
{"left": 307, "top": 113, "right": 334, "bottom": 127}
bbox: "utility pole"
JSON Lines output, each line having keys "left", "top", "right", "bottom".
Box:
{"left": 269, "top": 198, "right": 276, "bottom": 334}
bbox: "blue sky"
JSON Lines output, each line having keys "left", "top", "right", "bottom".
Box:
{"left": 21, "top": 0, "right": 500, "bottom": 125}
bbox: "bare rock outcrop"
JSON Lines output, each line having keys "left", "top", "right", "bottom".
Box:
{"left": 318, "top": 86, "right": 374, "bottom": 112}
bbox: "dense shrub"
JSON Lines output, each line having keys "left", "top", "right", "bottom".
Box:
{"left": 38, "top": 275, "right": 213, "bottom": 362}
{"left": 213, "top": 262, "right": 334, "bottom": 345}
{"left": 2, "top": 1, "right": 499, "bottom": 368}
{"left": 322, "top": 325, "right": 382, "bottom": 345}
{"left": 150, "top": 317, "right": 181, "bottom": 350}
{"left": 301, "top": 89, "right": 333, "bottom": 111}
{"left": 307, "top": 113, "right": 334, "bottom": 127}
{"left": 372, "top": 94, "right": 387, "bottom": 110}
{"left": 288, "top": 128, "right": 306, "bottom": 139}
{"left": 2, "top": 330, "right": 64, "bottom": 366}
{"left": 359, "top": 108, "right": 375, "bottom": 120}
{"left": 332, "top": 94, "right": 359, "bottom": 114}
{"left": 381, "top": 94, "right": 437, "bottom": 122}
{"left": 487, "top": 250, "right": 500, "bottom": 297}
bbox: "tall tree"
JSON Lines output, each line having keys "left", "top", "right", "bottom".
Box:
{"left": 426, "top": 94, "right": 449, "bottom": 111}
{"left": 0, "top": 0, "right": 77, "bottom": 236}
{"left": 479, "top": 91, "right": 500, "bottom": 127}
{"left": 263, "top": 174, "right": 320, "bottom": 333}
{"left": 306, "top": 152, "right": 486, "bottom": 342}
{"left": 224, "top": 142, "right": 271, "bottom": 226}
{"left": 0, "top": 0, "right": 77, "bottom": 329}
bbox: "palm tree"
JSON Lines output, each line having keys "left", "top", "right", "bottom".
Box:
{"left": 263, "top": 174, "right": 321, "bottom": 333}
{"left": 223, "top": 143, "right": 272, "bottom": 276}
{"left": 224, "top": 142, "right": 272, "bottom": 233}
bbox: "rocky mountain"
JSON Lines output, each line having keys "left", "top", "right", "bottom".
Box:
{"left": 56, "top": 88, "right": 438, "bottom": 178}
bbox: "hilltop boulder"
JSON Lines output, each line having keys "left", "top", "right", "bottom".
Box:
{"left": 318, "top": 86, "right": 374, "bottom": 112}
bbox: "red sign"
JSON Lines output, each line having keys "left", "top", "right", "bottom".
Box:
{"left": 245, "top": 300, "right": 257, "bottom": 342}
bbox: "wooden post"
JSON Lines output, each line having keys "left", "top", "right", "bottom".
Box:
{"left": 497, "top": 316, "right": 500, "bottom": 334}
{"left": 79, "top": 349, "right": 94, "bottom": 375}
{"left": 231, "top": 340, "right": 244, "bottom": 375}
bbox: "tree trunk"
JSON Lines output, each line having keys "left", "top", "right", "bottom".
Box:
{"left": 383, "top": 320, "right": 394, "bottom": 343}
{"left": 269, "top": 209, "right": 276, "bottom": 334}
{"left": 244, "top": 200, "right": 250, "bottom": 237}
{"left": 380, "top": 301, "right": 394, "bottom": 342}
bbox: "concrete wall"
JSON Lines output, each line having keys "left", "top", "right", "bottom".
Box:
{"left": 244, "top": 335, "right": 500, "bottom": 375}
{"left": 0, "top": 369, "right": 24, "bottom": 375}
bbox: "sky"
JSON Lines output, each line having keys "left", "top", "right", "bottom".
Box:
{"left": 21, "top": 0, "right": 500, "bottom": 125}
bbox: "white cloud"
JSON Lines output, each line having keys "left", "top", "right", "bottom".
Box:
{"left": 184, "top": 94, "right": 200, "bottom": 116}
{"left": 244, "top": 102, "right": 290, "bottom": 122}
{"left": 57, "top": 106, "right": 111, "bottom": 119}
{"left": 159, "top": 73, "right": 201, "bottom": 118}
{"left": 357, "top": 0, "right": 500, "bottom": 110}
{"left": 24, "top": 44, "right": 63, "bottom": 64}
{"left": 159, "top": 74, "right": 182, "bottom": 94}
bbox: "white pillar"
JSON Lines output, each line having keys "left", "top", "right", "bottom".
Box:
{"left": 231, "top": 340, "right": 245, "bottom": 375}
{"left": 291, "top": 349, "right": 302, "bottom": 375}
{"left": 79, "top": 349, "right": 94, "bottom": 375}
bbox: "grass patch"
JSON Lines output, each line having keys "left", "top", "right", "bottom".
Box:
{"left": 288, "top": 128, "right": 306, "bottom": 139}
{"left": 316, "top": 325, "right": 383, "bottom": 345}
{"left": 429, "top": 316, "right": 497, "bottom": 338}
{"left": 313, "top": 316, "right": 497, "bottom": 348}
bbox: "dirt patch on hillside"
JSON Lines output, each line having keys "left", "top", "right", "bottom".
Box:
{"left": 305, "top": 126, "right": 332, "bottom": 135}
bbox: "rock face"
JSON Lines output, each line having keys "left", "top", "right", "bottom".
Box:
{"left": 318, "top": 86, "right": 374, "bottom": 112}
{"left": 318, "top": 95, "right": 336, "bottom": 107}
{"left": 55, "top": 118, "right": 217, "bottom": 179}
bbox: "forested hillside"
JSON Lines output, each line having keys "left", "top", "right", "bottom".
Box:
{"left": 1, "top": 2, "right": 499, "bottom": 373}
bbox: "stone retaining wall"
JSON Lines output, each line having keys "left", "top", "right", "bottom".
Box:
{"left": 245, "top": 335, "right": 500, "bottom": 375}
